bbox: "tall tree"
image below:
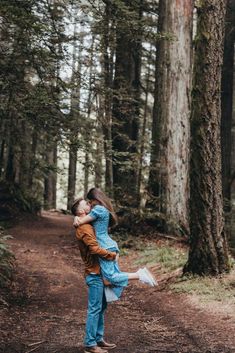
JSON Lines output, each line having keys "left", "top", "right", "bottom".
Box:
{"left": 0, "top": 0, "right": 68, "bottom": 210}
{"left": 112, "top": 0, "right": 143, "bottom": 205}
{"left": 138, "top": 48, "right": 153, "bottom": 213}
{"left": 148, "top": 0, "right": 193, "bottom": 235}
{"left": 221, "top": 0, "right": 235, "bottom": 218}
{"left": 101, "top": 1, "right": 115, "bottom": 196}
{"left": 185, "top": 0, "right": 230, "bottom": 275}
{"left": 67, "top": 21, "right": 82, "bottom": 210}
{"left": 83, "top": 35, "right": 96, "bottom": 197}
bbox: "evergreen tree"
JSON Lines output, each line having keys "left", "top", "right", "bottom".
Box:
{"left": 185, "top": 0, "right": 230, "bottom": 275}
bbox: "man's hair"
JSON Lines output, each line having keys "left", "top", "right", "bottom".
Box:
{"left": 71, "top": 197, "right": 84, "bottom": 216}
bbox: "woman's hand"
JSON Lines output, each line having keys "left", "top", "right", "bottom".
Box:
{"left": 73, "top": 216, "right": 81, "bottom": 227}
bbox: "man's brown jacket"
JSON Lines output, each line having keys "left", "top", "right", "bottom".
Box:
{"left": 75, "top": 224, "right": 116, "bottom": 276}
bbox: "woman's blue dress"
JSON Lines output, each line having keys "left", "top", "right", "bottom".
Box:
{"left": 89, "top": 205, "right": 128, "bottom": 299}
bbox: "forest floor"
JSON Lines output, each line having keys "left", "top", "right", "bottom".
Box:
{"left": 0, "top": 211, "right": 235, "bottom": 353}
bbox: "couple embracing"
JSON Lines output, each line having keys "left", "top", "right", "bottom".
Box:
{"left": 72, "top": 188, "right": 157, "bottom": 353}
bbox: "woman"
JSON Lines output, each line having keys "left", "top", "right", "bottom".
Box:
{"left": 73, "top": 187, "right": 156, "bottom": 301}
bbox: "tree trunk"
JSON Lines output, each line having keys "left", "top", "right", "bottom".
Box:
{"left": 5, "top": 142, "right": 15, "bottom": 183}
{"left": 230, "top": 46, "right": 235, "bottom": 254}
{"left": 67, "top": 21, "right": 82, "bottom": 210}
{"left": 83, "top": 35, "right": 95, "bottom": 197}
{"left": 19, "top": 120, "right": 31, "bottom": 190}
{"left": 0, "top": 118, "right": 6, "bottom": 179}
{"left": 148, "top": 0, "right": 193, "bottom": 235}
{"left": 68, "top": 144, "right": 77, "bottom": 209}
{"left": 112, "top": 0, "right": 143, "bottom": 205}
{"left": 138, "top": 52, "right": 152, "bottom": 213}
{"left": 221, "top": 0, "right": 235, "bottom": 242}
{"left": 84, "top": 139, "right": 90, "bottom": 198}
{"left": 0, "top": 139, "right": 5, "bottom": 178}
{"left": 94, "top": 121, "right": 103, "bottom": 188}
{"left": 44, "top": 142, "right": 57, "bottom": 210}
{"left": 52, "top": 144, "right": 57, "bottom": 208}
{"left": 101, "top": 1, "right": 114, "bottom": 196}
{"left": 28, "top": 129, "right": 38, "bottom": 189}
{"left": 185, "top": 0, "right": 230, "bottom": 275}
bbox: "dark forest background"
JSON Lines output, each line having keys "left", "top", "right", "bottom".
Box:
{"left": 0, "top": 0, "right": 235, "bottom": 276}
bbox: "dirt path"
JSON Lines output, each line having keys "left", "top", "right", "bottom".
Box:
{"left": 0, "top": 212, "right": 235, "bottom": 353}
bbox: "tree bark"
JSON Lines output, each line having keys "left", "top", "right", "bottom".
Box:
{"left": 230, "top": 44, "right": 235, "bottom": 254}
{"left": 101, "top": 1, "right": 114, "bottom": 196}
{"left": 94, "top": 119, "right": 103, "bottom": 188}
{"left": 112, "top": 0, "right": 143, "bottom": 205}
{"left": 138, "top": 51, "right": 152, "bottom": 213}
{"left": 68, "top": 144, "right": 77, "bottom": 209}
{"left": 18, "top": 120, "right": 31, "bottom": 190}
{"left": 221, "top": 0, "right": 235, "bottom": 234}
{"left": 185, "top": 0, "right": 230, "bottom": 275}
{"left": 84, "top": 139, "right": 90, "bottom": 198}
{"left": 67, "top": 21, "right": 82, "bottom": 210}
{"left": 148, "top": 0, "right": 193, "bottom": 235}
{"left": 28, "top": 129, "right": 38, "bottom": 189}
{"left": 44, "top": 142, "right": 57, "bottom": 210}
{"left": 83, "top": 35, "right": 95, "bottom": 197}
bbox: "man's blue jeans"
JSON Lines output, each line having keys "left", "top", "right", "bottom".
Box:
{"left": 85, "top": 274, "right": 107, "bottom": 347}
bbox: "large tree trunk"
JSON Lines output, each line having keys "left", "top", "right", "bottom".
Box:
{"left": 185, "top": 0, "right": 230, "bottom": 275}
{"left": 112, "top": 0, "right": 143, "bottom": 205}
{"left": 221, "top": 0, "right": 235, "bottom": 245}
{"left": 148, "top": 0, "right": 193, "bottom": 235}
{"left": 230, "top": 46, "right": 235, "bottom": 254}
{"left": 221, "top": 0, "right": 235, "bottom": 202}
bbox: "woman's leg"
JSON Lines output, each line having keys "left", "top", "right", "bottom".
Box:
{"left": 127, "top": 272, "right": 139, "bottom": 280}
{"left": 119, "top": 269, "right": 157, "bottom": 285}
{"left": 100, "top": 259, "right": 157, "bottom": 287}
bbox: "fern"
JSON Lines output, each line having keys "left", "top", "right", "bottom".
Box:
{"left": 0, "top": 231, "right": 15, "bottom": 287}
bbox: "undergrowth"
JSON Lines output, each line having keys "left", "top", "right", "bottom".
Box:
{"left": 134, "top": 243, "right": 187, "bottom": 272}
{"left": 0, "top": 229, "right": 15, "bottom": 288}
{"left": 170, "top": 270, "right": 235, "bottom": 304}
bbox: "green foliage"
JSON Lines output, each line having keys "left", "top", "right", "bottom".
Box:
{"left": 0, "top": 231, "right": 15, "bottom": 288}
{"left": 0, "top": 0, "right": 70, "bottom": 208}
{"left": 10, "top": 184, "right": 41, "bottom": 214}
{"left": 135, "top": 244, "right": 187, "bottom": 272}
{"left": 0, "top": 182, "right": 41, "bottom": 219}
{"left": 170, "top": 270, "right": 235, "bottom": 303}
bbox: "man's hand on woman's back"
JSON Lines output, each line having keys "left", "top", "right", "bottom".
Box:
{"left": 73, "top": 216, "right": 81, "bottom": 227}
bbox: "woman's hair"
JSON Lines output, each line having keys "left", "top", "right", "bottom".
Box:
{"left": 86, "top": 188, "right": 118, "bottom": 227}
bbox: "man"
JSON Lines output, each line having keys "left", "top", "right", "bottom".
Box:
{"left": 71, "top": 198, "right": 117, "bottom": 353}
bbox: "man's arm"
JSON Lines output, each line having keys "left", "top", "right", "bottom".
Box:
{"left": 78, "top": 229, "right": 116, "bottom": 261}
